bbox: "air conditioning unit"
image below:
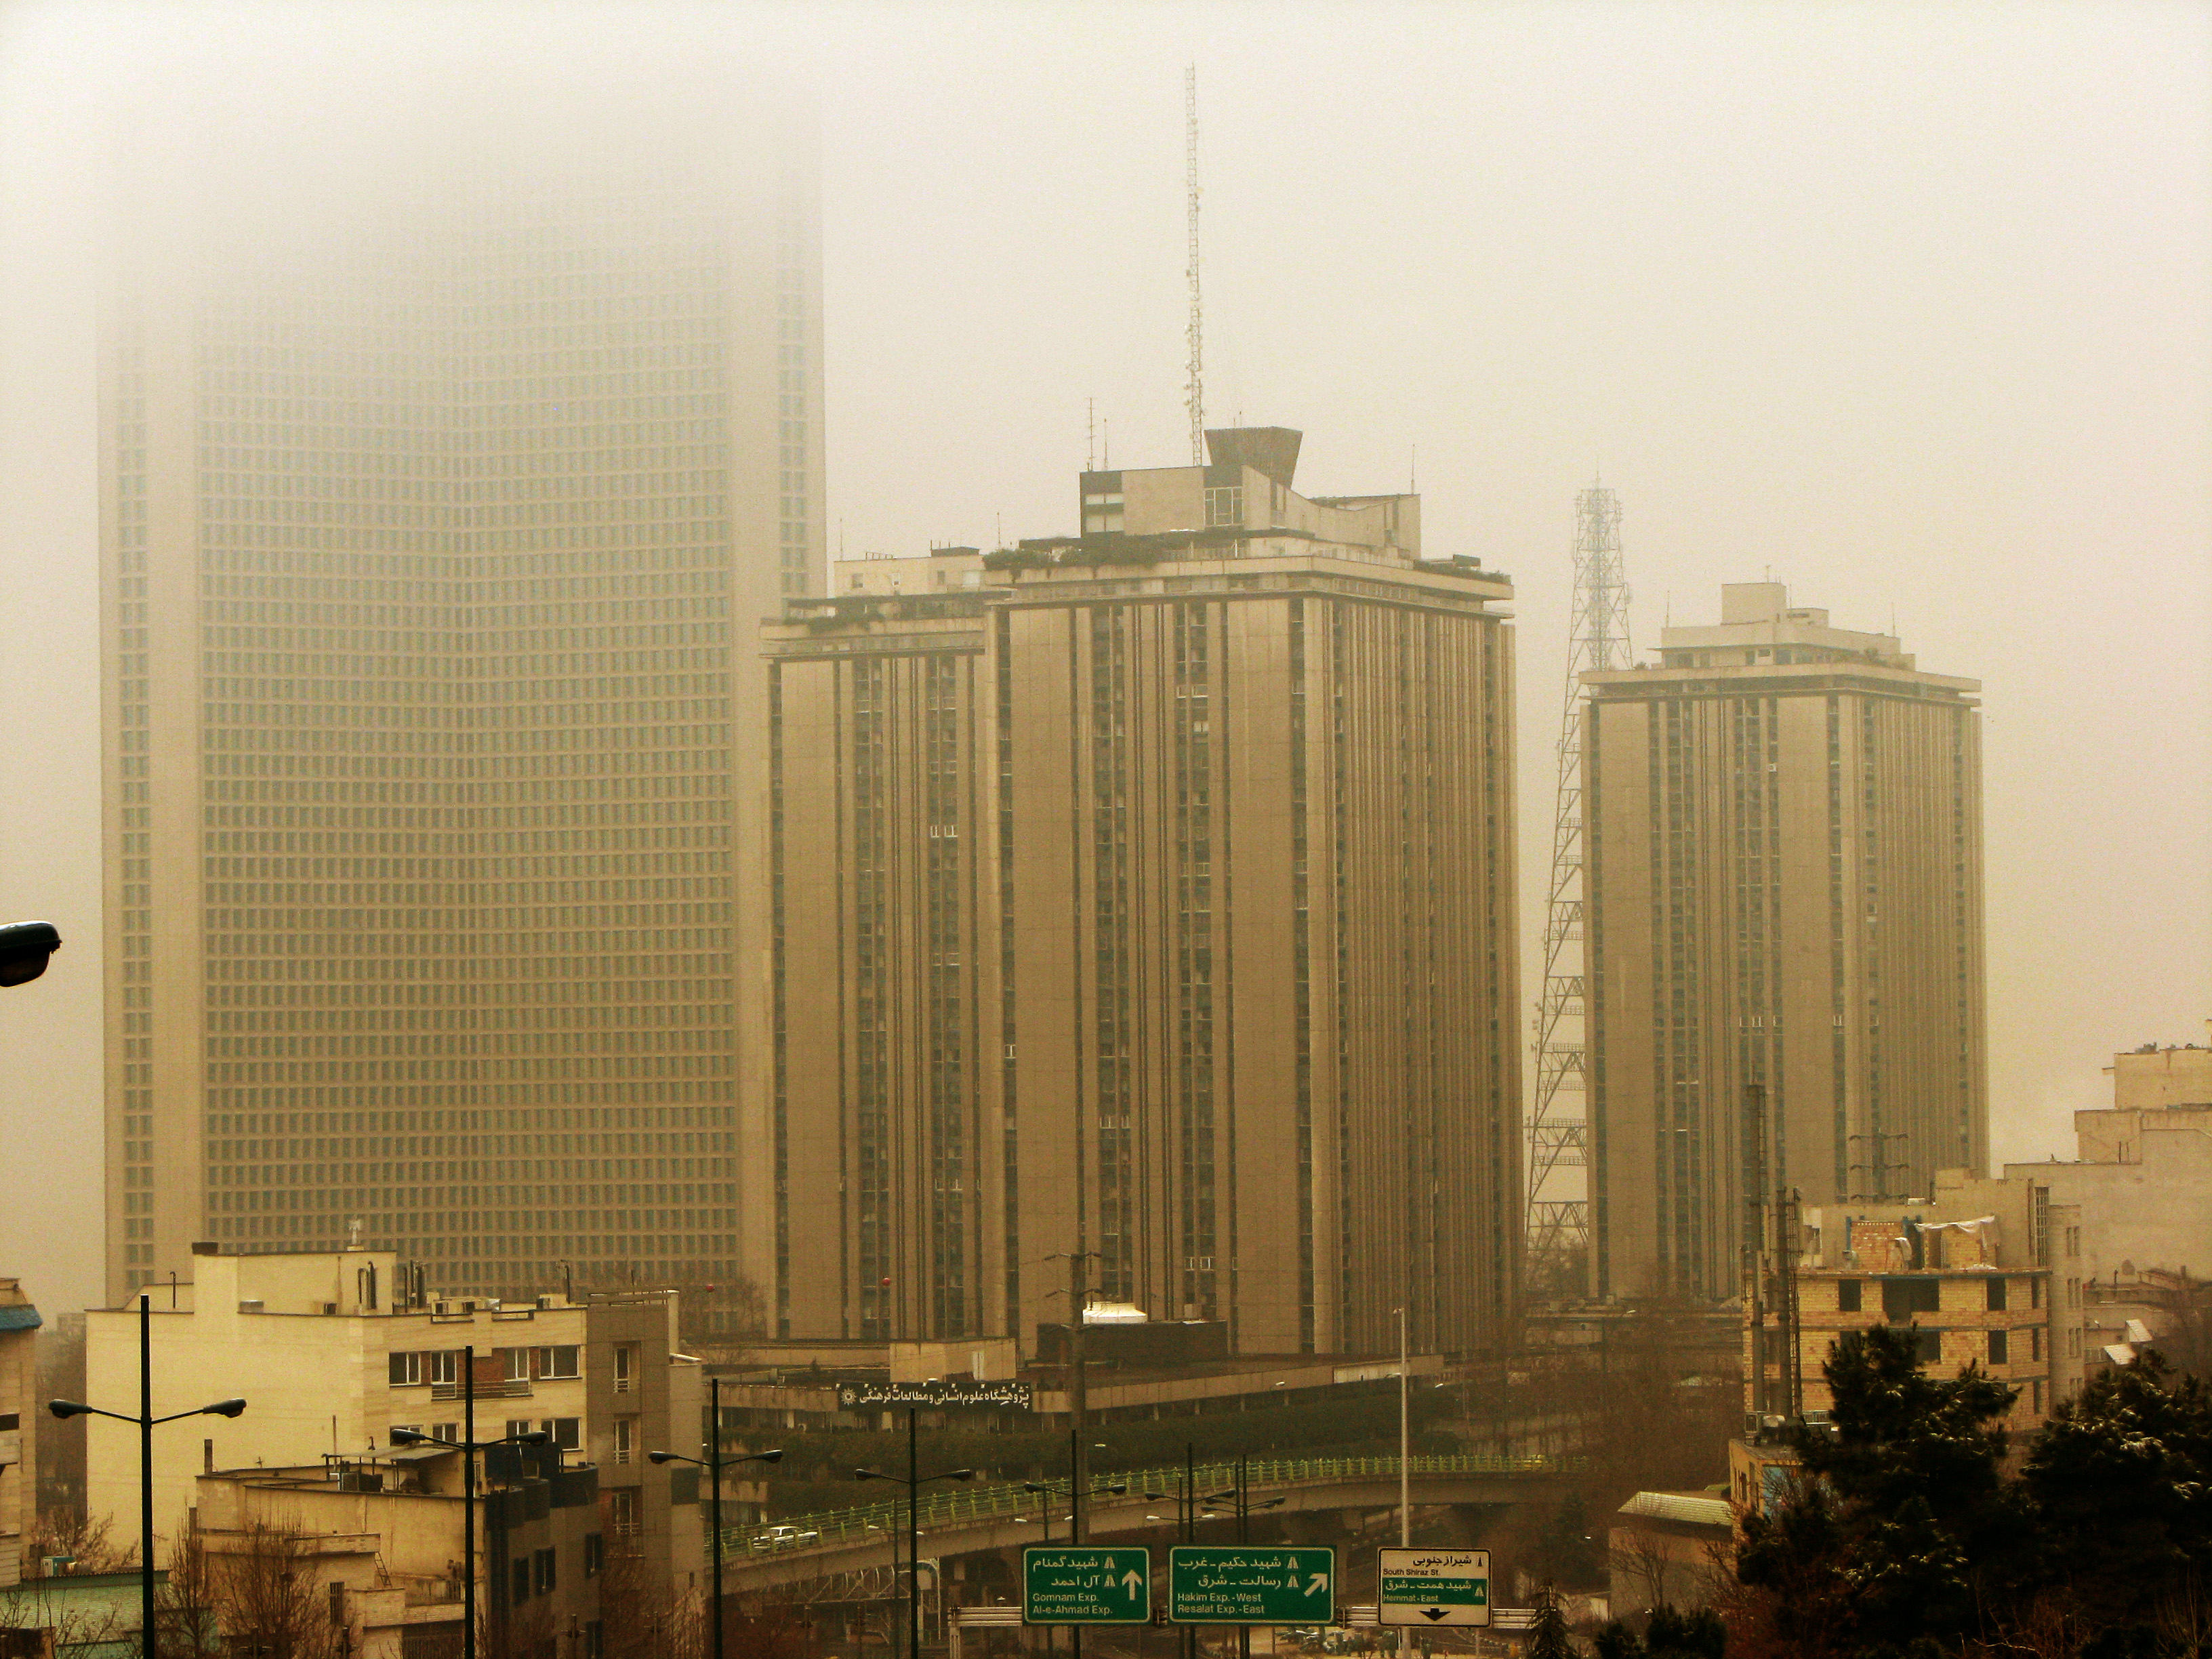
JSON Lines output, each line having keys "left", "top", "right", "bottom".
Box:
{"left": 536, "top": 1295, "right": 555, "bottom": 1310}
{"left": 237, "top": 1299, "right": 264, "bottom": 1314}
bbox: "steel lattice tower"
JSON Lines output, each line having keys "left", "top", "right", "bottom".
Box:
{"left": 1527, "top": 483, "right": 1631, "bottom": 1283}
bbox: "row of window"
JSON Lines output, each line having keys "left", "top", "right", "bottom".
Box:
{"left": 388, "top": 1345, "right": 581, "bottom": 1386}
{"left": 1833, "top": 1275, "right": 2041, "bottom": 1317}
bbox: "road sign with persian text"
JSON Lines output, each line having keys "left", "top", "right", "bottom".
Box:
{"left": 1378, "top": 1548, "right": 1490, "bottom": 1626}
{"left": 1022, "top": 1547, "right": 1152, "bottom": 1624}
{"left": 1168, "top": 1547, "right": 1336, "bottom": 1624}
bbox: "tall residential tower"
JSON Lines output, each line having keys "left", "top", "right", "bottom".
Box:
{"left": 102, "top": 84, "right": 822, "bottom": 1307}
{"left": 761, "top": 430, "right": 1522, "bottom": 1355}
{"left": 1585, "top": 583, "right": 1986, "bottom": 1298}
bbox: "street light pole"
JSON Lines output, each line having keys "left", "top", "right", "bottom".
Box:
{"left": 714, "top": 1378, "right": 725, "bottom": 1659}
{"left": 47, "top": 1295, "right": 246, "bottom": 1659}
{"left": 140, "top": 1294, "right": 154, "bottom": 1658}
{"left": 854, "top": 1428, "right": 972, "bottom": 1659}
{"left": 1185, "top": 1446, "right": 1196, "bottom": 1659}
{"left": 1397, "top": 1306, "right": 1410, "bottom": 1548}
{"left": 648, "top": 1387, "right": 781, "bottom": 1659}
{"left": 464, "top": 1345, "right": 476, "bottom": 1659}
{"left": 909, "top": 1409, "right": 920, "bottom": 1659}
{"left": 389, "top": 1368, "right": 548, "bottom": 1659}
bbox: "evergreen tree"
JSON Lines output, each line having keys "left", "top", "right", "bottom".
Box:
{"left": 1593, "top": 1606, "right": 1727, "bottom": 1659}
{"left": 1535, "top": 1492, "right": 1608, "bottom": 1589}
{"left": 1529, "top": 1583, "right": 1580, "bottom": 1659}
{"left": 2025, "top": 1350, "right": 2212, "bottom": 1632}
{"left": 1734, "top": 1324, "right": 2030, "bottom": 1655}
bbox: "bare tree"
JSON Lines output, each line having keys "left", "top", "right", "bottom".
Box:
{"left": 21, "top": 1509, "right": 132, "bottom": 1578}
{"left": 155, "top": 1523, "right": 224, "bottom": 1659}
{"left": 596, "top": 1540, "right": 702, "bottom": 1659}
{"left": 0, "top": 1576, "right": 129, "bottom": 1654}
{"left": 719, "top": 1598, "right": 815, "bottom": 1659}
{"left": 1607, "top": 1525, "right": 1675, "bottom": 1618}
{"left": 199, "top": 1523, "right": 345, "bottom": 1659}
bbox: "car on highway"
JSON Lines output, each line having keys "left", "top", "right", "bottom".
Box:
{"left": 749, "top": 1524, "right": 821, "bottom": 1553}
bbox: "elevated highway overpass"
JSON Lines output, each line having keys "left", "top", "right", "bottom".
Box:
{"left": 718, "top": 1454, "right": 1578, "bottom": 1596}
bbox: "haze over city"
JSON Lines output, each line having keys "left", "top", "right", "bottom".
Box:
{"left": 0, "top": 0, "right": 2205, "bottom": 1321}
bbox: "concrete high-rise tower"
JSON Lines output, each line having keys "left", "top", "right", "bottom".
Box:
{"left": 100, "top": 81, "right": 823, "bottom": 1310}
{"left": 1584, "top": 583, "right": 1987, "bottom": 1298}
{"left": 760, "top": 430, "right": 1522, "bottom": 1355}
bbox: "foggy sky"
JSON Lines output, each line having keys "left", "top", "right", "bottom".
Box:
{"left": 2, "top": 0, "right": 2205, "bottom": 1313}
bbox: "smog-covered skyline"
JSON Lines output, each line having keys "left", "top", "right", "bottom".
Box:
{"left": 1, "top": 0, "right": 2206, "bottom": 1310}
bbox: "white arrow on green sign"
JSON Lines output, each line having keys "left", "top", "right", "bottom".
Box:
{"left": 1168, "top": 1547, "right": 1336, "bottom": 1624}
{"left": 1378, "top": 1547, "right": 1490, "bottom": 1626}
{"left": 1021, "top": 1547, "right": 1152, "bottom": 1624}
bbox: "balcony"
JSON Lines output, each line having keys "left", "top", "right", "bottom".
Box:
{"left": 431, "top": 1380, "right": 531, "bottom": 1401}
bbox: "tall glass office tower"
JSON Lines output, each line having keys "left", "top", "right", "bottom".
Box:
{"left": 100, "top": 78, "right": 821, "bottom": 1313}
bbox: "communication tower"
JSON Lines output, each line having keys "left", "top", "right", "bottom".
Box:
{"left": 1527, "top": 483, "right": 1631, "bottom": 1284}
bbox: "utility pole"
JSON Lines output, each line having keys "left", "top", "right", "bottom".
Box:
{"left": 1396, "top": 1306, "right": 1410, "bottom": 1547}
{"left": 1061, "top": 1250, "right": 1092, "bottom": 1541}
{"left": 1742, "top": 1084, "right": 1769, "bottom": 1416}
{"left": 1183, "top": 1445, "right": 1197, "bottom": 1659}
{"left": 1774, "top": 1185, "right": 1803, "bottom": 1416}
{"left": 1049, "top": 1250, "right": 1097, "bottom": 1659}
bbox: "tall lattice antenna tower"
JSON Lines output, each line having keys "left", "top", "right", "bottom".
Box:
{"left": 1184, "top": 64, "right": 1205, "bottom": 464}
{"left": 1527, "top": 482, "right": 1631, "bottom": 1287}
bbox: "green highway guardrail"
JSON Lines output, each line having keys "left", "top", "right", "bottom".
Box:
{"left": 718, "top": 1452, "right": 1579, "bottom": 1563}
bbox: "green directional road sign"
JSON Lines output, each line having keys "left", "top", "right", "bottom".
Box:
{"left": 1022, "top": 1547, "right": 1152, "bottom": 1624}
{"left": 1168, "top": 1546, "right": 1336, "bottom": 1624}
{"left": 1378, "top": 1547, "right": 1491, "bottom": 1627}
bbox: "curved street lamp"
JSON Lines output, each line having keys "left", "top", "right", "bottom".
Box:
{"left": 390, "top": 1345, "right": 549, "bottom": 1659}
{"left": 51, "top": 1292, "right": 246, "bottom": 1658}
{"left": 855, "top": 1412, "right": 974, "bottom": 1659}
{"left": 0, "top": 920, "right": 61, "bottom": 987}
{"left": 649, "top": 1378, "right": 782, "bottom": 1659}
{"left": 1019, "top": 1477, "right": 1126, "bottom": 1543}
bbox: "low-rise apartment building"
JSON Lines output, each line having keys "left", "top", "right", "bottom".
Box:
{"left": 1744, "top": 1168, "right": 2062, "bottom": 1434}
{"left": 86, "top": 1246, "right": 701, "bottom": 1601}
{"left": 2002, "top": 1026, "right": 2212, "bottom": 1372}
{"left": 0, "top": 1280, "right": 40, "bottom": 1587}
{"left": 194, "top": 1439, "right": 606, "bottom": 1658}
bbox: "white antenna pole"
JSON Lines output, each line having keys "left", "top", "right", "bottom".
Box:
{"left": 1087, "top": 398, "right": 1097, "bottom": 472}
{"left": 1185, "top": 64, "right": 1205, "bottom": 466}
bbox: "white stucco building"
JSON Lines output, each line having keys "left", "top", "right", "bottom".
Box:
{"left": 85, "top": 1246, "right": 701, "bottom": 1592}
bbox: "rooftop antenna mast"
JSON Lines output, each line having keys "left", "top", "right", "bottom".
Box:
{"left": 1527, "top": 480, "right": 1632, "bottom": 1290}
{"left": 1185, "top": 63, "right": 1205, "bottom": 466}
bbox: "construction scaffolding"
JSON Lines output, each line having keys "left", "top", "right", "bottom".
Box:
{"left": 1526, "top": 483, "right": 1631, "bottom": 1289}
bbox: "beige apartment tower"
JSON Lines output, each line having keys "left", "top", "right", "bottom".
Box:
{"left": 761, "top": 430, "right": 1521, "bottom": 1356}
{"left": 100, "top": 82, "right": 823, "bottom": 1305}
{"left": 1586, "top": 583, "right": 1987, "bottom": 1299}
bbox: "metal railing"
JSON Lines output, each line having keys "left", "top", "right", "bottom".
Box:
{"left": 719, "top": 1452, "right": 1575, "bottom": 1561}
